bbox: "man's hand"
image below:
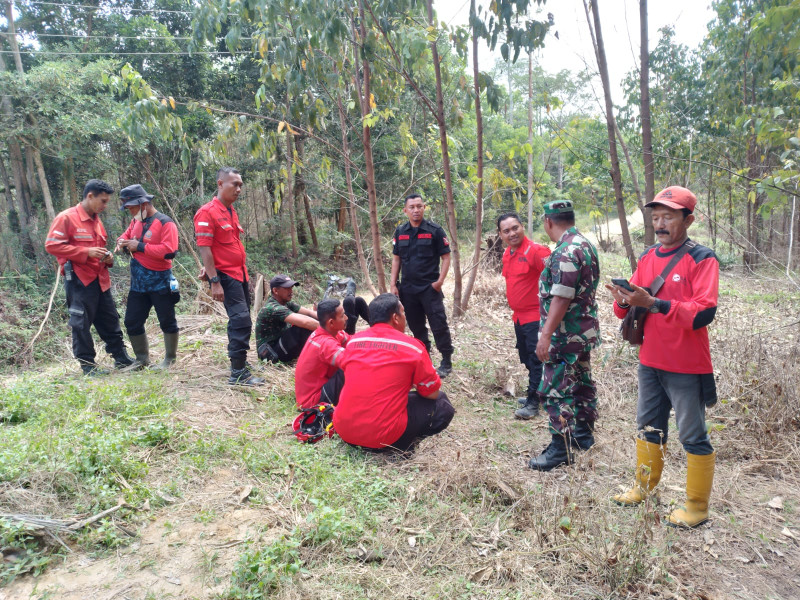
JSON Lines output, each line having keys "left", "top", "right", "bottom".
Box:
{"left": 431, "top": 280, "right": 443, "bottom": 293}
{"left": 605, "top": 283, "right": 628, "bottom": 306}
{"left": 613, "top": 283, "right": 655, "bottom": 309}
{"left": 210, "top": 282, "right": 224, "bottom": 302}
{"left": 536, "top": 331, "right": 552, "bottom": 362}
{"left": 102, "top": 250, "right": 114, "bottom": 265}
{"left": 87, "top": 247, "right": 109, "bottom": 260}
{"left": 198, "top": 267, "right": 208, "bottom": 281}
{"left": 391, "top": 283, "right": 400, "bottom": 296}
{"left": 118, "top": 239, "right": 139, "bottom": 253}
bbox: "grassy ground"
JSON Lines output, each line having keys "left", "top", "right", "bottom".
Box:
{"left": 1, "top": 254, "right": 799, "bottom": 600}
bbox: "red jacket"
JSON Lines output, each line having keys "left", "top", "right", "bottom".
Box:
{"left": 333, "top": 323, "right": 441, "bottom": 448}
{"left": 45, "top": 204, "right": 111, "bottom": 291}
{"left": 193, "top": 197, "right": 249, "bottom": 282}
{"left": 295, "top": 327, "right": 349, "bottom": 409}
{"left": 117, "top": 214, "right": 178, "bottom": 271}
{"left": 613, "top": 241, "right": 719, "bottom": 373}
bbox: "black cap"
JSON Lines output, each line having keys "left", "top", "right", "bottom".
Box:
{"left": 119, "top": 184, "right": 154, "bottom": 208}
{"left": 269, "top": 274, "right": 299, "bottom": 289}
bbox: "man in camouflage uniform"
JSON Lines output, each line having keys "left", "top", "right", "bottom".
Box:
{"left": 528, "top": 200, "right": 600, "bottom": 471}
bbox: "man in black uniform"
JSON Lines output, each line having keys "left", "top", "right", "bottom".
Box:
{"left": 390, "top": 193, "right": 454, "bottom": 377}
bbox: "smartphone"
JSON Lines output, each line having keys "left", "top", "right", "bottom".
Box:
{"left": 611, "top": 278, "right": 634, "bottom": 292}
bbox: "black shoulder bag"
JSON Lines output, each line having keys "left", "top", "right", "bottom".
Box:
{"left": 620, "top": 240, "right": 696, "bottom": 345}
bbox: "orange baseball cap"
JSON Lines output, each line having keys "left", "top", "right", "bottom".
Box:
{"left": 645, "top": 186, "right": 697, "bottom": 213}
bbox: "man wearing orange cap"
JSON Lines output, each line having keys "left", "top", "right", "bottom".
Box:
{"left": 607, "top": 186, "right": 719, "bottom": 528}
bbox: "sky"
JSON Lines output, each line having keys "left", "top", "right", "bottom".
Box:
{"left": 434, "top": 0, "right": 717, "bottom": 105}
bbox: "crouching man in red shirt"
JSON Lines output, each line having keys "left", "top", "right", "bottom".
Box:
{"left": 333, "top": 293, "right": 455, "bottom": 455}
{"left": 294, "top": 299, "right": 350, "bottom": 409}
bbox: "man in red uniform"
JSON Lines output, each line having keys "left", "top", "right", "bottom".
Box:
{"left": 194, "top": 167, "right": 263, "bottom": 386}
{"left": 498, "top": 212, "right": 551, "bottom": 419}
{"left": 45, "top": 179, "right": 134, "bottom": 375}
{"left": 333, "top": 293, "right": 455, "bottom": 454}
{"left": 607, "top": 186, "right": 719, "bottom": 528}
{"left": 294, "top": 299, "right": 349, "bottom": 409}
{"left": 116, "top": 184, "right": 180, "bottom": 370}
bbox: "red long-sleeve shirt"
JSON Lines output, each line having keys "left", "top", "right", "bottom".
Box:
{"left": 613, "top": 241, "right": 719, "bottom": 373}
{"left": 193, "top": 196, "right": 249, "bottom": 282}
{"left": 117, "top": 214, "right": 178, "bottom": 271}
{"left": 501, "top": 236, "right": 551, "bottom": 325}
{"left": 45, "top": 204, "right": 111, "bottom": 291}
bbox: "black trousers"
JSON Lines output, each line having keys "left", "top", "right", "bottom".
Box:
{"left": 399, "top": 285, "right": 453, "bottom": 355}
{"left": 320, "top": 369, "right": 345, "bottom": 405}
{"left": 219, "top": 272, "right": 251, "bottom": 361}
{"left": 270, "top": 326, "right": 313, "bottom": 362}
{"left": 389, "top": 391, "right": 455, "bottom": 452}
{"left": 65, "top": 277, "right": 125, "bottom": 364}
{"left": 514, "top": 320, "right": 543, "bottom": 401}
{"left": 124, "top": 290, "right": 179, "bottom": 336}
{"left": 343, "top": 296, "right": 369, "bottom": 335}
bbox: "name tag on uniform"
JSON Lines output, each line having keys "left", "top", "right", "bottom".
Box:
{"left": 418, "top": 233, "right": 432, "bottom": 239}
{"left": 398, "top": 235, "right": 410, "bottom": 240}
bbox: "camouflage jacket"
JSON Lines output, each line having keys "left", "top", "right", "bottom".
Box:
{"left": 539, "top": 226, "right": 600, "bottom": 358}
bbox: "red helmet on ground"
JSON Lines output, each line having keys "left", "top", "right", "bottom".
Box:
{"left": 292, "top": 402, "right": 335, "bottom": 443}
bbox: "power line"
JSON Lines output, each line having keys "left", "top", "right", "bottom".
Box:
{"left": 13, "top": 32, "right": 248, "bottom": 41}
{"left": 23, "top": 1, "right": 196, "bottom": 16}
{"left": 0, "top": 49, "right": 244, "bottom": 55}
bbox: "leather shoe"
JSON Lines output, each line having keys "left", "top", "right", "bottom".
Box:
{"left": 528, "top": 434, "right": 573, "bottom": 471}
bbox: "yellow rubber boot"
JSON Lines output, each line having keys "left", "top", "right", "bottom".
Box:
{"left": 613, "top": 438, "right": 665, "bottom": 506}
{"left": 668, "top": 451, "right": 715, "bottom": 528}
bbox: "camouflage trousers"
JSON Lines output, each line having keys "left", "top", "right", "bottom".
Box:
{"left": 537, "top": 351, "right": 597, "bottom": 435}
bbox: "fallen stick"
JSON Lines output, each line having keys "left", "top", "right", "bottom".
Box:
{"left": 66, "top": 501, "right": 126, "bottom": 531}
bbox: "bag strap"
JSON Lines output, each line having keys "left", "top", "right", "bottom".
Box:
{"left": 650, "top": 240, "right": 696, "bottom": 297}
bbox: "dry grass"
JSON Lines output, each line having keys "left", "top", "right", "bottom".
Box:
{"left": 3, "top": 262, "right": 800, "bottom": 600}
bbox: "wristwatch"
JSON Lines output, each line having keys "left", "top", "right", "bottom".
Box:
{"left": 209, "top": 275, "right": 220, "bottom": 284}
{"left": 648, "top": 299, "right": 667, "bottom": 314}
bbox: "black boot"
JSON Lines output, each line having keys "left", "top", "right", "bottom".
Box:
{"left": 571, "top": 421, "right": 595, "bottom": 451}
{"left": 229, "top": 357, "right": 265, "bottom": 386}
{"left": 436, "top": 353, "right": 453, "bottom": 377}
{"left": 528, "top": 434, "right": 573, "bottom": 471}
{"left": 514, "top": 396, "right": 540, "bottom": 420}
{"left": 80, "top": 361, "right": 109, "bottom": 377}
{"left": 113, "top": 349, "right": 136, "bottom": 370}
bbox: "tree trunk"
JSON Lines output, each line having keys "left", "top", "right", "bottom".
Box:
{"left": 585, "top": 0, "right": 636, "bottom": 272}
{"left": 356, "top": 0, "right": 387, "bottom": 292}
{"left": 461, "top": 0, "right": 485, "bottom": 312}
{"left": 425, "top": 0, "right": 463, "bottom": 315}
{"left": 613, "top": 120, "right": 644, "bottom": 227}
{"left": 506, "top": 62, "right": 513, "bottom": 125}
{"left": 285, "top": 100, "right": 298, "bottom": 259}
{"left": 639, "top": 0, "right": 655, "bottom": 245}
{"left": 337, "top": 86, "right": 378, "bottom": 296}
{"left": 527, "top": 50, "right": 534, "bottom": 236}
{"left": 31, "top": 138, "right": 55, "bottom": 220}
{"left": 294, "top": 136, "right": 318, "bottom": 250}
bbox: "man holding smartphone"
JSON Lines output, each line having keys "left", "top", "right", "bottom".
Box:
{"left": 607, "top": 186, "right": 719, "bottom": 528}
{"left": 45, "top": 179, "right": 135, "bottom": 375}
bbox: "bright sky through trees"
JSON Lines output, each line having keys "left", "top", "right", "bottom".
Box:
{"left": 436, "top": 0, "right": 716, "bottom": 104}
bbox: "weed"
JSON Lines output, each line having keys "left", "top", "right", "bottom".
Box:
{"left": 0, "top": 518, "right": 57, "bottom": 585}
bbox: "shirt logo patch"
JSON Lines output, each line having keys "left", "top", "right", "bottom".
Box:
{"left": 77, "top": 228, "right": 87, "bottom": 232}
{"left": 672, "top": 274, "right": 681, "bottom": 282}
{"left": 145, "top": 231, "right": 153, "bottom": 239}
{"left": 443, "top": 238, "right": 450, "bottom": 246}
{"left": 418, "top": 233, "right": 433, "bottom": 239}
{"left": 198, "top": 221, "right": 209, "bottom": 227}
{"left": 398, "top": 235, "right": 410, "bottom": 240}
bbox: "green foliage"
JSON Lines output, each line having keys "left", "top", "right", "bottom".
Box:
{"left": 0, "top": 518, "right": 57, "bottom": 585}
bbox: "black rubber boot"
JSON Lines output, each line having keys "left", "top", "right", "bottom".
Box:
{"left": 514, "top": 397, "right": 540, "bottom": 420}
{"left": 151, "top": 332, "right": 178, "bottom": 371}
{"left": 113, "top": 349, "right": 136, "bottom": 370}
{"left": 229, "top": 357, "right": 265, "bottom": 386}
{"left": 571, "top": 421, "right": 595, "bottom": 451}
{"left": 80, "top": 362, "right": 109, "bottom": 377}
{"left": 436, "top": 353, "right": 453, "bottom": 378}
{"left": 527, "top": 434, "right": 573, "bottom": 471}
{"left": 128, "top": 333, "right": 150, "bottom": 369}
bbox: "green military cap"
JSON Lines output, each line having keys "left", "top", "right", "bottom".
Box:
{"left": 542, "top": 200, "right": 573, "bottom": 216}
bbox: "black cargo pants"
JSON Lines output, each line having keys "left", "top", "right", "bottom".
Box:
{"left": 399, "top": 284, "right": 453, "bottom": 356}
{"left": 219, "top": 271, "right": 252, "bottom": 362}
{"left": 65, "top": 276, "right": 126, "bottom": 365}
